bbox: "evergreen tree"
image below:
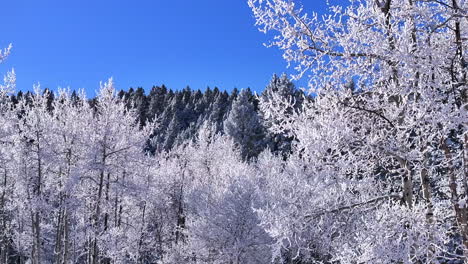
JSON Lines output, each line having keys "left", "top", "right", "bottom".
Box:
{"left": 192, "top": 89, "right": 205, "bottom": 117}
{"left": 133, "top": 87, "right": 148, "bottom": 126}
{"left": 124, "top": 87, "right": 135, "bottom": 109}
{"left": 43, "top": 88, "right": 55, "bottom": 112}
{"left": 117, "top": 89, "right": 126, "bottom": 100}
{"left": 229, "top": 88, "right": 239, "bottom": 103}
{"left": 147, "top": 85, "right": 167, "bottom": 121}
{"left": 224, "top": 89, "right": 265, "bottom": 161}
{"left": 208, "top": 91, "right": 229, "bottom": 133}
{"left": 260, "top": 74, "right": 300, "bottom": 157}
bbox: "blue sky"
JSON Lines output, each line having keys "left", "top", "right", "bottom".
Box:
{"left": 0, "top": 0, "right": 341, "bottom": 96}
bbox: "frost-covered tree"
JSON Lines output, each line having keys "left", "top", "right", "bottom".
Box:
{"left": 0, "top": 44, "right": 14, "bottom": 100}
{"left": 207, "top": 91, "right": 229, "bottom": 133}
{"left": 0, "top": 77, "right": 158, "bottom": 263}
{"left": 133, "top": 87, "right": 149, "bottom": 126}
{"left": 153, "top": 125, "right": 272, "bottom": 263}
{"left": 148, "top": 85, "right": 168, "bottom": 122}
{"left": 13, "top": 86, "right": 62, "bottom": 263}
{"left": 260, "top": 74, "right": 301, "bottom": 157}
{"left": 224, "top": 89, "right": 266, "bottom": 161}
{"left": 0, "top": 43, "right": 16, "bottom": 263}
{"left": 249, "top": 0, "right": 467, "bottom": 262}
{"left": 78, "top": 79, "right": 153, "bottom": 263}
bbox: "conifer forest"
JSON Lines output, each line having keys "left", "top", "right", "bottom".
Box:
{"left": 0, "top": 0, "right": 468, "bottom": 263}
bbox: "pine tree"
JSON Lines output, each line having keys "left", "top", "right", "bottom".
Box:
{"left": 147, "top": 85, "right": 167, "bottom": 121}
{"left": 208, "top": 91, "right": 229, "bottom": 133}
{"left": 260, "top": 74, "right": 300, "bottom": 157}
{"left": 224, "top": 89, "right": 265, "bottom": 161}
{"left": 133, "top": 87, "right": 148, "bottom": 122}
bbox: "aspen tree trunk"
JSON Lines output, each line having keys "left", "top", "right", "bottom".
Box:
{"left": 450, "top": 0, "right": 468, "bottom": 188}
{"left": 420, "top": 167, "right": 433, "bottom": 222}
{"left": 61, "top": 150, "right": 72, "bottom": 264}
{"left": 55, "top": 205, "right": 63, "bottom": 263}
{"left": 450, "top": 0, "right": 468, "bottom": 259}
{"left": 137, "top": 201, "right": 146, "bottom": 262}
{"left": 104, "top": 172, "right": 110, "bottom": 232}
{"left": 420, "top": 166, "right": 435, "bottom": 262}
{"left": 0, "top": 169, "right": 7, "bottom": 264}
{"left": 31, "top": 211, "right": 41, "bottom": 264}
{"left": 175, "top": 164, "right": 187, "bottom": 245}
{"left": 55, "top": 199, "right": 69, "bottom": 264}
{"left": 55, "top": 147, "right": 73, "bottom": 264}
{"left": 452, "top": 0, "right": 467, "bottom": 98}
{"left": 442, "top": 140, "right": 468, "bottom": 259}
{"left": 113, "top": 172, "right": 121, "bottom": 229}
{"left": 396, "top": 158, "right": 413, "bottom": 209}
{"left": 117, "top": 171, "right": 125, "bottom": 228}
{"left": 18, "top": 219, "right": 24, "bottom": 264}
{"left": 407, "top": 0, "right": 432, "bottom": 223}
{"left": 175, "top": 186, "right": 185, "bottom": 245}
{"left": 63, "top": 210, "right": 69, "bottom": 264}
{"left": 92, "top": 145, "right": 107, "bottom": 264}
{"left": 54, "top": 167, "right": 64, "bottom": 264}
{"left": 113, "top": 194, "right": 119, "bottom": 228}
{"left": 0, "top": 168, "right": 7, "bottom": 263}
{"left": 92, "top": 169, "right": 105, "bottom": 264}
{"left": 31, "top": 131, "right": 42, "bottom": 264}
{"left": 451, "top": 0, "right": 468, "bottom": 215}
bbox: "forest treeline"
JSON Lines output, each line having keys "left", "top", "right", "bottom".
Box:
{"left": 8, "top": 74, "right": 304, "bottom": 158}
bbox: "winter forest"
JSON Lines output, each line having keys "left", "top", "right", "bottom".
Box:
{"left": 0, "top": 0, "right": 467, "bottom": 263}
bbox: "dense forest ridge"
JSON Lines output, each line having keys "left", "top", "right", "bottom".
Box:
{"left": 8, "top": 74, "right": 305, "bottom": 159}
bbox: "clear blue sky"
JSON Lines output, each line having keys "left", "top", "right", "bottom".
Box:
{"left": 0, "top": 0, "right": 343, "bottom": 96}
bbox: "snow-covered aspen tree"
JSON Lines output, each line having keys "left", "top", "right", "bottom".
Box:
{"left": 80, "top": 78, "right": 152, "bottom": 263}
{"left": 0, "top": 43, "right": 16, "bottom": 263}
{"left": 46, "top": 89, "right": 90, "bottom": 264}
{"left": 249, "top": 0, "right": 467, "bottom": 262}
{"left": 13, "top": 86, "right": 56, "bottom": 264}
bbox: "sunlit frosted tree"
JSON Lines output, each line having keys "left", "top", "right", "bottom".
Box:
{"left": 0, "top": 43, "right": 16, "bottom": 263}
{"left": 249, "top": 0, "right": 467, "bottom": 262}
{"left": 225, "top": 89, "right": 266, "bottom": 161}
